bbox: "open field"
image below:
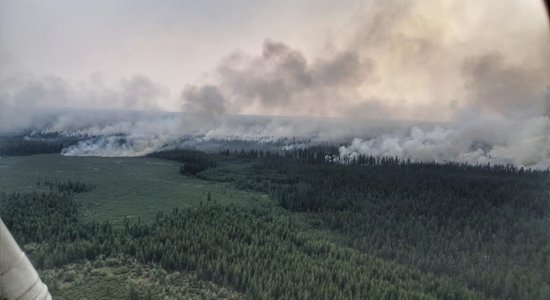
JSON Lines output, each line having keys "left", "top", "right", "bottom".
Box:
{"left": 0, "top": 154, "right": 270, "bottom": 225}
{"left": 39, "top": 257, "right": 244, "bottom": 300}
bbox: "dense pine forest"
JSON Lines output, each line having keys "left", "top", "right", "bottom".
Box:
{"left": 1, "top": 146, "right": 549, "bottom": 299}
{"left": 0, "top": 136, "right": 63, "bottom": 156}
{"left": 1, "top": 0, "right": 547, "bottom": 299}
{"left": 0, "top": 134, "right": 83, "bottom": 156}
{"left": 150, "top": 148, "right": 550, "bottom": 299}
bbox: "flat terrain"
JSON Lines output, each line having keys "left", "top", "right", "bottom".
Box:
{"left": 0, "top": 154, "right": 269, "bottom": 225}
{"left": 1, "top": 151, "right": 548, "bottom": 299}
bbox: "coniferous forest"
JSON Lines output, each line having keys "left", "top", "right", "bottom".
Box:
{"left": 1, "top": 147, "right": 549, "bottom": 299}
{"left": 2, "top": 1, "right": 549, "bottom": 299}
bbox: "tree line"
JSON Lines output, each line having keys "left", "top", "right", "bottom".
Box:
{"left": 3, "top": 146, "right": 549, "bottom": 299}
{"left": 193, "top": 148, "right": 550, "bottom": 299}
{"left": 0, "top": 189, "right": 475, "bottom": 299}
{"left": 148, "top": 150, "right": 216, "bottom": 176}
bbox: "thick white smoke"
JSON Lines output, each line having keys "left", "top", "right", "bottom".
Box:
{"left": 17, "top": 107, "right": 547, "bottom": 171}
{"left": 46, "top": 111, "right": 418, "bottom": 157}
{"left": 59, "top": 114, "right": 182, "bottom": 157}
{"left": 338, "top": 114, "right": 550, "bottom": 169}
{"left": 1, "top": 0, "right": 548, "bottom": 168}
{"left": 180, "top": 0, "right": 550, "bottom": 121}
{"left": 174, "top": 0, "right": 550, "bottom": 169}
{"left": 0, "top": 74, "right": 169, "bottom": 133}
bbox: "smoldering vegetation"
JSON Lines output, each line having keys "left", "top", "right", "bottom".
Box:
{"left": 0, "top": 0, "right": 548, "bottom": 169}
{"left": 0, "top": 108, "right": 547, "bottom": 170}
{"left": 337, "top": 115, "right": 550, "bottom": 169}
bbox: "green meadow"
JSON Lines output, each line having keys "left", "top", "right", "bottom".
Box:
{"left": 0, "top": 154, "right": 269, "bottom": 225}
{"left": 0, "top": 154, "right": 266, "bottom": 299}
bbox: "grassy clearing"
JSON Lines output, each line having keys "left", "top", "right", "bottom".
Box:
{"left": 39, "top": 256, "right": 244, "bottom": 300}
{"left": 0, "top": 154, "right": 270, "bottom": 225}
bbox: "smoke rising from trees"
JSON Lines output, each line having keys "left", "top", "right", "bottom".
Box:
{"left": 1, "top": 0, "right": 548, "bottom": 168}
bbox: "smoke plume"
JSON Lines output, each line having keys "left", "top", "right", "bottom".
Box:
{"left": 181, "top": 39, "right": 373, "bottom": 125}
{"left": 0, "top": 74, "right": 168, "bottom": 133}
{"left": 176, "top": 0, "right": 550, "bottom": 168}
{"left": 338, "top": 115, "right": 550, "bottom": 169}
{"left": 181, "top": 0, "right": 550, "bottom": 121}
{"left": 1, "top": 0, "right": 548, "bottom": 168}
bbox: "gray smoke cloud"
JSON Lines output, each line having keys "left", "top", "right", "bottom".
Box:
{"left": 338, "top": 115, "right": 550, "bottom": 169}
{"left": 1, "top": 0, "right": 548, "bottom": 169}
{"left": 462, "top": 52, "right": 548, "bottom": 115}
{"left": 182, "top": 39, "right": 373, "bottom": 121}
{"left": 57, "top": 110, "right": 419, "bottom": 157}
{"left": 176, "top": 0, "right": 550, "bottom": 169}
{"left": 181, "top": 0, "right": 549, "bottom": 121}
{"left": 60, "top": 117, "right": 182, "bottom": 156}
{"left": 181, "top": 85, "right": 228, "bottom": 131}
{"left": 0, "top": 74, "right": 168, "bottom": 133}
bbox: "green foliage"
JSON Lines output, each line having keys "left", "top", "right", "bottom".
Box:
{"left": 198, "top": 150, "right": 550, "bottom": 299}
{"left": 0, "top": 154, "right": 264, "bottom": 225}
{"left": 0, "top": 136, "right": 64, "bottom": 156}
{"left": 1, "top": 191, "right": 81, "bottom": 245}
{"left": 125, "top": 205, "right": 474, "bottom": 299}
{"left": 2, "top": 150, "right": 549, "bottom": 299}
{"left": 39, "top": 180, "right": 96, "bottom": 193}
{"left": 39, "top": 258, "right": 242, "bottom": 299}
{"left": 148, "top": 150, "right": 216, "bottom": 176}
{"left": 1, "top": 191, "right": 474, "bottom": 299}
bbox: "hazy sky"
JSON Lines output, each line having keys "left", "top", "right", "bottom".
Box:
{"left": 1, "top": 0, "right": 549, "bottom": 119}
{"left": 0, "top": 0, "right": 356, "bottom": 88}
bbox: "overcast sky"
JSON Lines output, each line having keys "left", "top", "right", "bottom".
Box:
{"left": 0, "top": 0, "right": 356, "bottom": 87}
{"left": 1, "top": 0, "right": 549, "bottom": 119}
